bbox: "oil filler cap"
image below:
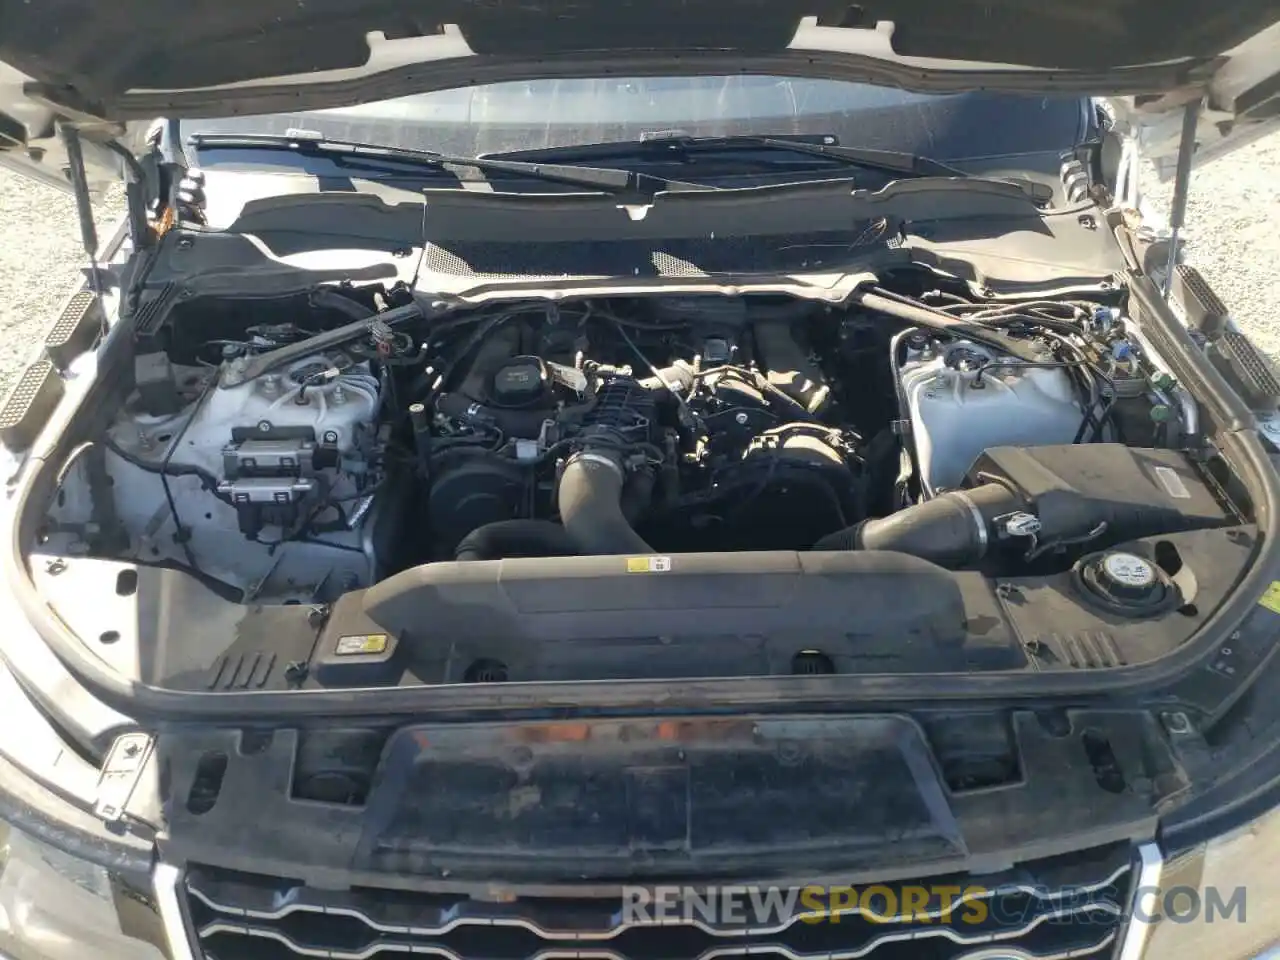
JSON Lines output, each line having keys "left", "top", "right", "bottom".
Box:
{"left": 1076, "top": 550, "right": 1174, "bottom": 617}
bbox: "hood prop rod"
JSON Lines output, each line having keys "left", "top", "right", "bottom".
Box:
{"left": 1163, "top": 97, "right": 1202, "bottom": 299}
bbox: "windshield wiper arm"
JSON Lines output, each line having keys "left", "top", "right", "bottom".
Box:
{"left": 487, "top": 134, "right": 971, "bottom": 177}
{"left": 486, "top": 135, "right": 1054, "bottom": 202}
{"left": 187, "top": 133, "right": 709, "bottom": 197}
{"left": 665, "top": 135, "right": 974, "bottom": 178}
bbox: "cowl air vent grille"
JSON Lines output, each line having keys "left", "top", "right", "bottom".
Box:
{"left": 184, "top": 847, "right": 1132, "bottom": 960}
{"left": 422, "top": 224, "right": 895, "bottom": 281}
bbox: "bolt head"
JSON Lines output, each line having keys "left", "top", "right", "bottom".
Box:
{"left": 734, "top": 411, "right": 750, "bottom": 425}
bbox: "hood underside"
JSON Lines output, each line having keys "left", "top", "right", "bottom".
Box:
{"left": 2, "top": 0, "right": 1279, "bottom": 116}
{"left": 0, "top": 1, "right": 1278, "bottom": 196}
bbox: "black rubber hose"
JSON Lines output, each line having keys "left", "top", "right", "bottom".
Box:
{"left": 812, "top": 483, "right": 1020, "bottom": 568}
{"left": 309, "top": 288, "right": 375, "bottom": 321}
{"left": 558, "top": 453, "right": 655, "bottom": 555}
{"left": 621, "top": 467, "right": 657, "bottom": 524}
{"left": 745, "top": 299, "right": 818, "bottom": 323}
{"left": 852, "top": 289, "right": 1044, "bottom": 363}
{"left": 455, "top": 519, "right": 578, "bottom": 561}
{"left": 753, "top": 319, "right": 831, "bottom": 414}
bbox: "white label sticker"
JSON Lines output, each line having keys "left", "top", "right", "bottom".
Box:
{"left": 649, "top": 557, "right": 672, "bottom": 572}
{"left": 1154, "top": 465, "right": 1191, "bottom": 499}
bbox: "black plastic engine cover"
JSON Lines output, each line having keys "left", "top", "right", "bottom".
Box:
{"left": 355, "top": 550, "right": 1023, "bottom": 679}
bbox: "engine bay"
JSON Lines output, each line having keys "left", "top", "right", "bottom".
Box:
{"left": 32, "top": 271, "right": 1256, "bottom": 690}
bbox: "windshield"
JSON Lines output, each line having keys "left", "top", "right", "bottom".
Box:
{"left": 182, "top": 75, "right": 1092, "bottom": 166}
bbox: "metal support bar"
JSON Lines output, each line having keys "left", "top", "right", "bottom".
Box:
{"left": 1163, "top": 97, "right": 1202, "bottom": 298}
{"left": 59, "top": 125, "right": 98, "bottom": 260}
{"left": 58, "top": 125, "right": 104, "bottom": 296}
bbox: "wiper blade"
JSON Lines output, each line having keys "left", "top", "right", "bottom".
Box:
{"left": 667, "top": 134, "right": 974, "bottom": 178}
{"left": 187, "top": 133, "right": 709, "bottom": 197}
{"left": 487, "top": 134, "right": 969, "bottom": 176}
{"left": 487, "top": 135, "right": 1054, "bottom": 201}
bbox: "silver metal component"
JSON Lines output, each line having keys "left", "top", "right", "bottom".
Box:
{"left": 1117, "top": 843, "right": 1165, "bottom": 960}
{"left": 94, "top": 732, "right": 154, "bottom": 824}
{"left": 217, "top": 476, "right": 317, "bottom": 504}
{"left": 347, "top": 493, "right": 376, "bottom": 530}
{"left": 183, "top": 856, "right": 1131, "bottom": 958}
{"left": 734, "top": 411, "right": 750, "bottom": 425}
{"left": 515, "top": 438, "right": 539, "bottom": 461}
{"left": 950, "top": 490, "right": 989, "bottom": 554}
{"left": 153, "top": 863, "right": 200, "bottom": 960}
{"left": 222, "top": 438, "right": 315, "bottom": 478}
{"left": 899, "top": 340, "right": 1083, "bottom": 495}
{"left": 572, "top": 449, "right": 626, "bottom": 477}
{"left": 134, "top": 355, "right": 379, "bottom": 482}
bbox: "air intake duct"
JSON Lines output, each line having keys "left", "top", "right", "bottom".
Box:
{"left": 557, "top": 375, "right": 657, "bottom": 555}
{"left": 812, "top": 484, "right": 1019, "bottom": 568}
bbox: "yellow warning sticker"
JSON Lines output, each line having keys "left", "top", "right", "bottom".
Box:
{"left": 626, "top": 556, "right": 672, "bottom": 573}
{"left": 335, "top": 633, "right": 389, "bottom": 656}
{"left": 1258, "top": 582, "right": 1280, "bottom": 615}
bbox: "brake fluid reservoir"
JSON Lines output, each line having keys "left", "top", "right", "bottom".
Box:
{"left": 900, "top": 341, "right": 1083, "bottom": 495}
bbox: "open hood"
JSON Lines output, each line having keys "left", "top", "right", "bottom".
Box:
{"left": 1, "top": 0, "right": 1278, "bottom": 193}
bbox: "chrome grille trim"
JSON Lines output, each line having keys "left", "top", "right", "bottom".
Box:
{"left": 193, "top": 922, "right": 1118, "bottom": 960}
{"left": 154, "top": 863, "right": 200, "bottom": 960}
{"left": 1116, "top": 842, "right": 1164, "bottom": 960}
{"left": 186, "top": 861, "right": 1131, "bottom": 941}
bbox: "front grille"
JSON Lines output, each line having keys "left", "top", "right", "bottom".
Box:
{"left": 185, "top": 851, "right": 1131, "bottom": 960}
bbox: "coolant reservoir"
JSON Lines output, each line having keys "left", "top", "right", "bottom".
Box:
{"left": 900, "top": 340, "right": 1083, "bottom": 495}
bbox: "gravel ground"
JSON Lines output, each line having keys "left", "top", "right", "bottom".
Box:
{"left": 0, "top": 133, "right": 1277, "bottom": 392}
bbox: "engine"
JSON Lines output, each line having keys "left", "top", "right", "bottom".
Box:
{"left": 417, "top": 296, "right": 870, "bottom": 561}
{"left": 84, "top": 283, "right": 1184, "bottom": 601}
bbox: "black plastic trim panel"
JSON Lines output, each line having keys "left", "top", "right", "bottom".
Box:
{"left": 0, "top": 358, "right": 62, "bottom": 450}
{"left": 43, "top": 290, "right": 102, "bottom": 369}
{"left": 153, "top": 712, "right": 1164, "bottom": 889}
